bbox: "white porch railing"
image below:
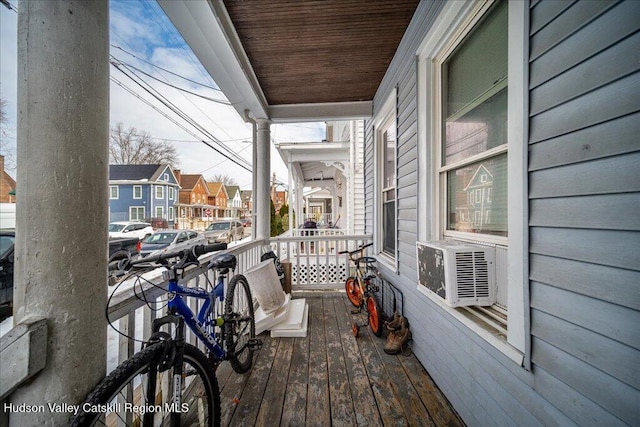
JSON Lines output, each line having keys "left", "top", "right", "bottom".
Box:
{"left": 271, "top": 234, "right": 372, "bottom": 290}
{"left": 104, "top": 234, "right": 372, "bottom": 375}
{"left": 289, "top": 228, "right": 347, "bottom": 237}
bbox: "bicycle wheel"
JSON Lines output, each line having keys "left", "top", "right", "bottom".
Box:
{"left": 345, "top": 276, "right": 363, "bottom": 307}
{"left": 366, "top": 295, "right": 383, "bottom": 337}
{"left": 71, "top": 342, "right": 220, "bottom": 427}
{"left": 224, "top": 274, "right": 256, "bottom": 374}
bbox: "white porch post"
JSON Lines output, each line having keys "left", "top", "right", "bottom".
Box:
{"left": 255, "top": 118, "right": 271, "bottom": 239}
{"left": 288, "top": 162, "right": 294, "bottom": 231}
{"left": 11, "top": 1, "right": 109, "bottom": 424}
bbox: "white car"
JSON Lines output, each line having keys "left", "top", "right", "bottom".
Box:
{"left": 108, "top": 221, "right": 154, "bottom": 240}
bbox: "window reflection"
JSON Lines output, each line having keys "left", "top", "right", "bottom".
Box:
{"left": 447, "top": 154, "right": 507, "bottom": 236}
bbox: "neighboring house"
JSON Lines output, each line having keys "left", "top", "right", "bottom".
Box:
{"left": 359, "top": 1, "right": 639, "bottom": 426}
{"left": 108, "top": 164, "right": 179, "bottom": 227}
{"left": 271, "top": 190, "right": 286, "bottom": 214}
{"left": 241, "top": 190, "right": 252, "bottom": 219}
{"left": 175, "top": 172, "right": 210, "bottom": 230}
{"left": 0, "top": 155, "right": 16, "bottom": 203}
{"left": 206, "top": 182, "right": 229, "bottom": 219}
{"left": 276, "top": 120, "right": 365, "bottom": 234}
{"left": 225, "top": 185, "right": 242, "bottom": 218}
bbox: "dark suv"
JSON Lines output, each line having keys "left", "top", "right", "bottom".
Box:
{"left": 0, "top": 229, "right": 15, "bottom": 321}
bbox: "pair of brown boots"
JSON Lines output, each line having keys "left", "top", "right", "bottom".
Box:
{"left": 384, "top": 312, "right": 411, "bottom": 354}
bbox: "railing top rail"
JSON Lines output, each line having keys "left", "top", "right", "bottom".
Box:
{"left": 107, "top": 238, "right": 268, "bottom": 321}
{"left": 270, "top": 234, "right": 372, "bottom": 243}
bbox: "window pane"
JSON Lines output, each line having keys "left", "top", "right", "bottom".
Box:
{"left": 444, "top": 88, "right": 507, "bottom": 165}
{"left": 383, "top": 125, "right": 396, "bottom": 189}
{"left": 443, "top": 0, "right": 507, "bottom": 166}
{"left": 383, "top": 200, "right": 396, "bottom": 254}
{"left": 447, "top": 153, "right": 507, "bottom": 236}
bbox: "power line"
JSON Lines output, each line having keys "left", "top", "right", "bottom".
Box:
{"left": 111, "top": 44, "right": 221, "bottom": 92}
{"left": 0, "top": 0, "right": 17, "bottom": 12}
{"left": 110, "top": 57, "right": 230, "bottom": 105}
{"left": 110, "top": 62, "right": 253, "bottom": 172}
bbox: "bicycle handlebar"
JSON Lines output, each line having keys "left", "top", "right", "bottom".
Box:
{"left": 338, "top": 242, "right": 373, "bottom": 255}
{"left": 120, "top": 243, "right": 228, "bottom": 271}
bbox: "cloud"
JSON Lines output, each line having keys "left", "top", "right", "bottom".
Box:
{"left": 2, "top": 0, "right": 328, "bottom": 189}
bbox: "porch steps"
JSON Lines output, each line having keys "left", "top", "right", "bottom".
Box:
{"left": 270, "top": 298, "right": 309, "bottom": 338}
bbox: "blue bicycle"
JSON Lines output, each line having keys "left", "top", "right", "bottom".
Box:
{"left": 72, "top": 243, "right": 261, "bottom": 427}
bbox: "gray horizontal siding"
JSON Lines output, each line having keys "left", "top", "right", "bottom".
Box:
{"left": 529, "top": 0, "right": 640, "bottom": 88}
{"left": 529, "top": 111, "right": 640, "bottom": 171}
{"left": 529, "top": 1, "right": 640, "bottom": 425}
{"left": 363, "top": 1, "right": 640, "bottom": 426}
{"left": 530, "top": 254, "right": 640, "bottom": 311}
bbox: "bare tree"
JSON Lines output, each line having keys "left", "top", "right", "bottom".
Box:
{"left": 0, "top": 96, "right": 16, "bottom": 172}
{"left": 208, "top": 174, "right": 238, "bottom": 186}
{"left": 109, "top": 122, "right": 179, "bottom": 166}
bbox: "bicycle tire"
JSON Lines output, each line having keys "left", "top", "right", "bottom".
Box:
{"left": 345, "top": 276, "right": 363, "bottom": 307}
{"left": 366, "top": 295, "right": 383, "bottom": 337}
{"left": 224, "top": 274, "right": 256, "bottom": 374}
{"left": 71, "top": 342, "right": 221, "bottom": 427}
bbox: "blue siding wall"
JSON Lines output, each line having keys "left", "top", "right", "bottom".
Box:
{"left": 363, "top": 0, "right": 640, "bottom": 425}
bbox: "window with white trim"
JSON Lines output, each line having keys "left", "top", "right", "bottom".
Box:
{"left": 168, "top": 207, "right": 174, "bottom": 221}
{"left": 417, "top": 0, "right": 527, "bottom": 363}
{"left": 381, "top": 119, "right": 397, "bottom": 256}
{"left": 441, "top": 0, "right": 508, "bottom": 240}
{"left": 155, "top": 185, "right": 164, "bottom": 199}
{"left": 168, "top": 186, "right": 174, "bottom": 201}
{"left": 129, "top": 206, "right": 145, "bottom": 221}
{"left": 133, "top": 185, "right": 142, "bottom": 199}
{"left": 155, "top": 206, "right": 163, "bottom": 218}
{"left": 109, "top": 186, "right": 118, "bottom": 199}
{"left": 374, "top": 93, "right": 397, "bottom": 261}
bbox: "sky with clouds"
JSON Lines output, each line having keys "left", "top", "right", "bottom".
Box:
{"left": 0, "top": 0, "right": 325, "bottom": 188}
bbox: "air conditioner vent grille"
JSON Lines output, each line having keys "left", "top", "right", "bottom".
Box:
{"left": 417, "top": 241, "right": 495, "bottom": 307}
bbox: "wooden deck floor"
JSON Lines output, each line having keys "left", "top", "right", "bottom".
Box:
{"left": 215, "top": 293, "right": 464, "bottom": 426}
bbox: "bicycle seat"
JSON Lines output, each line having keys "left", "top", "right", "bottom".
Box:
{"left": 208, "top": 252, "right": 237, "bottom": 270}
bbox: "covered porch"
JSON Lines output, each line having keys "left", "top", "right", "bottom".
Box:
{"left": 217, "top": 292, "right": 462, "bottom": 426}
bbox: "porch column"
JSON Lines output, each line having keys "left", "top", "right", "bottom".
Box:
{"left": 11, "top": 1, "right": 109, "bottom": 424}
{"left": 288, "top": 162, "right": 294, "bottom": 231}
{"left": 255, "top": 118, "right": 271, "bottom": 239}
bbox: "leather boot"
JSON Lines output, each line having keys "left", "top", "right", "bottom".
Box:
{"left": 384, "top": 318, "right": 411, "bottom": 354}
{"left": 386, "top": 312, "right": 402, "bottom": 332}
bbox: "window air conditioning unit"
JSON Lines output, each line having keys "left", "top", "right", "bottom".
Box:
{"left": 416, "top": 241, "right": 496, "bottom": 308}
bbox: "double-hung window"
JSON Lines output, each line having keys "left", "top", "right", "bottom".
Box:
{"left": 129, "top": 206, "right": 144, "bottom": 221}
{"left": 375, "top": 93, "right": 397, "bottom": 261}
{"left": 133, "top": 185, "right": 142, "bottom": 199}
{"left": 441, "top": 0, "right": 508, "bottom": 241}
{"left": 381, "top": 117, "right": 397, "bottom": 256}
{"left": 418, "top": 0, "right": 527, "bottom": 363}
{"left": 155, "top": 185, "right": 164, "bottom": 199}
{"left": 109, "top": 186, "right": 118, "bottom": 199}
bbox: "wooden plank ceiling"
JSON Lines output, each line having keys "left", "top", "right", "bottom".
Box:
{"left": 222, "top": 0, "right": 420, "bottom": 106}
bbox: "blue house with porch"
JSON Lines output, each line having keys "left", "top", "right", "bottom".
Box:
{"left": 109, "top": 164, "right": 180, "bottom": 227}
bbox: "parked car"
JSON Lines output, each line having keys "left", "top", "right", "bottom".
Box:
{"left": 240, "top": 218, "right": 252, "bottom": 227}
{"left": 0, "top": 229, "right": 15, "bottom": 321}
{"left": 0, "top": 231, "right": 141, "bottom": 317}
{"left": 204, "top": 220, "right": 244, "bottom": 244}
{"left": 108, "top": 237, "right": 141, "bottom": 263}
{"left": 139, "top": 230, "right": 205, "bottom": 258}
{"left": 108, "top": 221, "right": 155, "bottom": 240}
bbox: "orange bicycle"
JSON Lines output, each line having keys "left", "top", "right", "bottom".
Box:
{"left": 339, "top": 242, "right": 383, "bottom": 337}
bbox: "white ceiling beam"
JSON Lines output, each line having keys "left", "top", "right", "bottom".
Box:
{"left": 269, "top": 101, "right": 373, "bottom": 123}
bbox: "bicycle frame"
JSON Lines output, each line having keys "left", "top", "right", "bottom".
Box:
{"left": 164, "top": 271, "right": 227, "bottom": 360}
